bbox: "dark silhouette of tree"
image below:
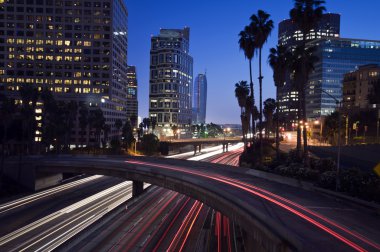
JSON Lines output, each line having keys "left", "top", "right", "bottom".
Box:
{"left": 63, "top": 101, "right": 78, "bottom": 151}
{"left": 115, "top": 119, "right": 123, "bottom": 140}
{"left": 290, "top": 0, "right": 326, "bottom": 162}
{"left": 142, "top": 117, "right": 151, "bottom": 133}
{"left": 249, "top": 10, "right": 274, "bottom": 162}
{"left": 89, "top": 108, "right": 105, "bottom": 148}
{"left": 239, "top": 25, "right": 256, "bottom": 134}
{"left": 268, "top": 45, "right": 289, "bottom": 158}
{"left": 263, "top": 98, "right": 276, "bottom": 138}
{"left": 235, "top": 81, "right": 250, "bottom": 147}
{"left": 151, "top": 117, "right": 157, "bottom": 132}
{"left": 0, "top": 95, "right": 16, "bottom": 180}
{"left": 78, "top": 103, "right": 89, "bottom": 148}
{"left": 141, "top": 134, "right": 159, "bottom": 156}
{"left": 122, "top": 120, "right": 135, "bottom": 149}
{"left": 129, "top": 114, "right": 138, "bottom": 129}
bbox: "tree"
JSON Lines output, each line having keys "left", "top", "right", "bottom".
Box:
{"left": 263, "top": 98, "right": 276, "bottom": 138}
{"left": 115, "top": 119, "right": 123, "bottom": 140}
{"left": 0, "top": 95, "right": 16, "bottom": 180}
{"left": 141, "top": 134, "right": 159, "bottom": 155}
{"left": 142, "top": 117, "right": 151, "bottom": 133}
{"left": 130, "top": 114, "right": 138, "bottom": 129}
{"left": 78, "top": 103, "right": 89, "bottom": 148}
{"left": 151, "top": 117, "right": 157, "bottom": 133}
{"left": 239, "top": 25, "right": 256, "bottom": 134}
{"left": 324, "top": 111, "right": 342, "bottom": 145}
{"left": 290, "top": 0, "right": 326, "bottom": 162}
{"left": 89, "top": 108, "right": 105, "bottom": 148}
{"left": 122, "top": 120, "right": 135, "bottom": 149}
{"left": 249, "top": 10, "right": 274, "bottom": 162}
{"left": 268, "top": 45, "right": 289, "bottom": 158}
{"left": 171, "top": 125, "right": 179, "bottom": 139}
{"left": 235, "top": 81, "right": 250, "bottom": 147}
{"left": 63, "top": 101, "right": 78, "bottom": 151}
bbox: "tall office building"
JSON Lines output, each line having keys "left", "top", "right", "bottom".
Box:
{"left": 0, "top": 0, "right": 129, "bottom": 145}
{"left": 192, "top": 73, "right": 207, "bottom": 125}
{"left": 306, "top": 38, "right": 380, "bottom": 119}
{"left": 126, "top": 65, "right": 138, "bottom": 127}
{"left": 149, "top": 27, "right": 193, "bottom": 138}
{"left": 277, "top": 14, "right": 340, "bottom": 128}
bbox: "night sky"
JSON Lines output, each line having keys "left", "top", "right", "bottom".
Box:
{"left": 126, "top": 0, "right": 380, "bottom": 124}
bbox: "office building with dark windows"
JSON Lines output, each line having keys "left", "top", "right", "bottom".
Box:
{"left": 0, "top": 0, "right": 129, "bottom": 145}
{"left": 277, "top": 13, "right": 340, "bottom": 128}
{"left": 149, "top": 27, "right": 193, "bottom": 139}
{"left": 306, "top": 38, "right": 380, "bottom": 119}
{"left": 192, "top": 73, "right": 207, "bottom": 125}
{"left": 126, "top": 65, "right": 138, "bottom": 127}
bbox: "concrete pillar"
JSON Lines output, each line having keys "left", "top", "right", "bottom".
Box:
{"left": 132, "top": 180, "right": 144, "bottom": 197}
{"left": 223, "top": 144, "right": 225, "bottom": 152}
{"left": 199, "top": 144, "right": 202, "bottom": 153}
{"left": 193, "top": 145, "right": 197, "bottom": 155}
{"left": 226, "top": 143, "right": 229, "bottom": 152}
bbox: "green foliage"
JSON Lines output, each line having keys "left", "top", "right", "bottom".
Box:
{"left": 141, "top": 134, "right": 159, "bottom": 155}
{"left": 122, "top": 120, "right": 135, "bottom": 148}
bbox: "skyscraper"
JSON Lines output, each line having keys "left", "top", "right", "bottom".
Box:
{"left": 0, "top": 0, "right": 129, "bottom": 145}
{"left": 277, "top": 13, "right": 340, "bottom": 128}
{"left": 149, "top": 28, "right": 193, "bottom": 138}
{"left": 307, "top": 38, "right": 380, "bottom": 119}
{"left": 126, "top": 65, "right": 138, "bottom": 127}
{"left": 192, "top": 73, "right": 207, "bottom": 125}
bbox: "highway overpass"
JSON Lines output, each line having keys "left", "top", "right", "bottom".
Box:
{"left": 11, "top": 155, "right": 380, "bottom": 252}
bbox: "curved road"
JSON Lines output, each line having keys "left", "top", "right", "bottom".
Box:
{"left": 36, "top": 156, "right": 380, "bottom": 251}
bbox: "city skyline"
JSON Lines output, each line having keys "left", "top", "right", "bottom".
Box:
{"left": 127, "top": 0, "right": 380, "bottom": 124}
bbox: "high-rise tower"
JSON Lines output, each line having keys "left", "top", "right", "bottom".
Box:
{"left": 0, "top": 0, "right": 129, "bottom": 145}
{"left": 149, "top": 27, "right": 193, "bottom": 138}
{"left": 276, "top": 13, "right": 340, "bottom": 128}
{"left": 192, "top": 73, "right": 207, "bottom": 125}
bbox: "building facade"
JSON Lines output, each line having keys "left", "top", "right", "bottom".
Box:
{"left": 277, "top": 13, "right": 340, "bottom": 128}
{"left": 192, "top": 73, "right": 207, "bottom": 125}
{"left": 0, "top": 0, "right": 129, "bottom": 145}
{"left": 342, "top": 64, "right": 380, "bottom": 111}
{"left": 306, "top": 38, "right": 380, "bottom": 119}
{"left": 149, "top": 28, "right": 193, "bottom": 138}
{"left": 126, "top": 65, "right": 138, "bottom": 127}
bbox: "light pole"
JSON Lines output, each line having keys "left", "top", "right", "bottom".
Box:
{"left": 321, "top": 89, "right": 342, "bottom": 191}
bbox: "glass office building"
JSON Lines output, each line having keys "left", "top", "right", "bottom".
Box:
{"left": 149, "top": 28, "right": 193, "bottom": 138}
{"left": 192, "top": 73, "right": 207, "bottom": 125}
{"left": 306, "top": 38, "right": 380, "bottom": 119}
{"left": 277, "top": 14, "right": 340, "bottom": 128}
{"left": 126, "top": 65, "right": 138, "bottom": 127}
{"left": 0, "top": 0, "right": 129, "bottom": 145}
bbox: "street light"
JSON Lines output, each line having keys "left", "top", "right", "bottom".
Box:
{"left": 321, "top": 89, "right": 342, "bottom": 191}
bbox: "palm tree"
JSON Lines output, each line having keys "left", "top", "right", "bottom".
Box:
{"left": 89, "top": 108, "right": 105, "bottom": 149}
{"left": 268, "top": 45, "right": 289, "bottom": 158}
{"left": 249, "top": 10, "right": 274, "bottom": 161}
{"left": 239, "top": 26, "right": 256, "bottom": 135}
{"left": 234, "top": 81, "right": 250, "bottom": 147}
{"left": 263, "top": 98, "right": 276, "bottom": 138}
{"left": 290, "top": 0, "right": 326, "bottom": 161}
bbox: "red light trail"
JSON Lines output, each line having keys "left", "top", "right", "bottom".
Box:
{"left": 125, "top": 160, "right": 370, "bottom": 251}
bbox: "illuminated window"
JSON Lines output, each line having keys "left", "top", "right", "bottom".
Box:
{"left": 64, "top": 40, "right": 71, "bottom": 46}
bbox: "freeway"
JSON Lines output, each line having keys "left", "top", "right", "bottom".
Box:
{"left": 37, "top": 155, "right": 380, "bottom": 251}
{"left": 0, "top": 175, "right": 126, "bottom": 237}
{"left": 0, "top": 181, "right": 135, "bottom": 251}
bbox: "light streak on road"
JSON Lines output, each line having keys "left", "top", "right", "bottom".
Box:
{"left": 187, "top": 143, "right": 244, "bottom": 161}
{"left": 0, "top": 181, "right": 133, "bottom": 251}
{"left": 125, "top": 160, "right": 370, "bottom": 251}
{"left": 0, "top": 175, "right": 103, "bottom": 214}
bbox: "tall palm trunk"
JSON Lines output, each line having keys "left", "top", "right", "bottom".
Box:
{"left": 275, "top": 101, "right": 280, "bottom": 160}
{"left": 296, "top": 91, "right": 302, "bottom": 157}
{"left": 249, "top": 59, "right": 255, "bottom": 140}
{"left": 258, "top": 47, "right": 263, "bottom": 162}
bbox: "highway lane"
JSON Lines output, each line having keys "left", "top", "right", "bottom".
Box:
{"left": 0, "top": 175, "right": 126, "bottom": 237}
{"left": 58, "top": 146, "right": 380, "bottom": 251}
{"left": 0, "top": 181, "right": 134, "bottom": 251}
